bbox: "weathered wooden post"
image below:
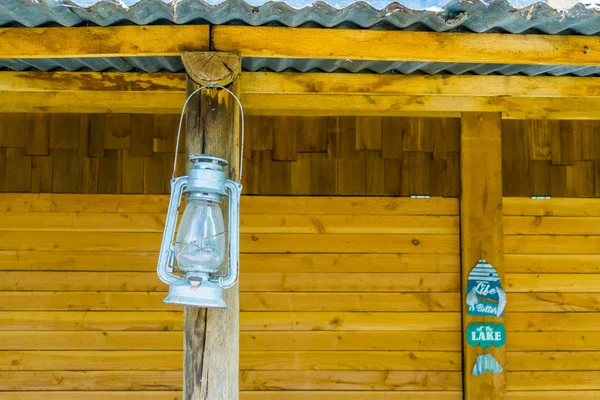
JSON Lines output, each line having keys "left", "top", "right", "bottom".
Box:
{"left": 461, "top": 112, "right": 506, "bottom": 400}
{"left": 181, "top": 52, "right": 242, "bottom": 400}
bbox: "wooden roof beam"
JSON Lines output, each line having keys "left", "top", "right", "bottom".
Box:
{"left": 0, "top": 26, "right": 210, "bottom": 58}
{"left": 4, "top": 71, "right": 600, "bottom": 98}
{"left": 0, "top": 25, "right": 598, "bottom": 66}
{"left": 1, "top": 71, "right": 600, "bottom": 120}
{"left": 214, "top": 26, "right": 600, "bottom": 66}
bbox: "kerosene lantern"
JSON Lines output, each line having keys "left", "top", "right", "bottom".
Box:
{"left": 157, "top": 155, "right": 241, "bottom": 307}
{"left": 157, "top": 84, "right": 244, "bottom": 308}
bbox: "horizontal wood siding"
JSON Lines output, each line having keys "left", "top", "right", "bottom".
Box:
{"left": 0, "top": 194, "right": 461, "bottom": 398}
{"left": 504, "top": 197, "right": 600, "bottom": 398}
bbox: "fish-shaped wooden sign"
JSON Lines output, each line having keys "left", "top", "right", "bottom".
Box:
{"left": 472, "top": 354, "right": 503, "bottom": 376}
{"left": 466, "top": 259, "right": 506, "bottom": 317}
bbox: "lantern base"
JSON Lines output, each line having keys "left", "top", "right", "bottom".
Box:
{"left": 163, "top": 279, "right": 226, "bottom": 308}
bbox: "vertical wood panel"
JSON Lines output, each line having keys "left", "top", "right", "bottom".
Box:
{"left": 567, "top": 161, "right": 595, "bottom": 198}
{"left": 336, "top": 117, "right": 358, "bottom": 160}
{"left": 384, "top": 159, "right": 402, "bottom": 196}
{"left": 297, "top": 117, "right": 327, "bottom": 153}
{"left": 4, "top": 112, "right": 600, "bottom": 197}
{"left": 502, "top": 120, "right": 529, "bottom": 160}
{"left": 243, "top": 150, "right": 260, "bottom": 195}
{"left": 4, "top": 148, "right": 31, "bottom": 192}
{"left": 446, "top": 153, "right": 460, "bottom": 198}
{"left": 550, "top": 165, "right": 568, "bottom": 197}
{"left": 250, "top": 116, "right": 273, "bottom": 151}
{"left": 401, "top": 152, "right": 431, "bottom": 196}
{"left": 0, "top": 113, "right": 472, "bottom": 197}
{"left": 0, "top": 148, "right": 6, "bottom": 191}
{"left": 355, "top": 117, "right": 382, "bottom": 151}
{"left": 78, "top": 115, "right": 90, "bottom": 158}
{"left": 433, "top": 118, "right": 460, "bottom": 160}
{"left": 152, "top": 115, "right": 177, "bottom": 153}
{"left": 338, "top": 152, "right": 366, "bottom": 195}
{"left": 461, "top": 112, "right": 505, "bottom": 400}
{"left": 529, "top": 160, "right": 551, "bottom": 197}
{"left": 104, "top": 114, "right": 131, "bottom": 150}
{"left": 79, "top": 157, "right": 99, "bottom": 194}
{"left": 381, "top": 117, "right": 405, "bottom": 160}
{"left": 596, "top": 161, "right": 600, "bottom": 198}
{"left": 272, "top": 117, "right": 298, "bottom": 161}
{"left": 311, "top": 152, "right": 337, "bottom": 195}
{"left": 0, "top": 113, "right": 26, "bottom": 148}
{"left": 366, "top": 151, "right": 385, "bottom": 196}
{"left": 31, "top": 155, "right": 53, "bottom": 193}
{"left": 290, "top": 153, "right": 311, "bottom": 195}
{"left": 144, "top": 152, "right": 169, "bottom": 194}
{"left": 122, "top": 150, "right": 145, "bottom": 194}
{"left": 430, "top": 159, "right": 448, "bottom": 197}
{"left": 24, "top": 114, "right": 50, "bottom": 156}
{"left": 527, "top": 120, "right": 552, "bottom": 161}
{"left": 50, "top": 114, "right": 80, "bottom": 150}
{"left": 130, "top": 115, "right": 154, "bottom": 157}
{"left": 259, "top": 151, "right": 291, "bottom": 195}
{"left": 502, "top": 159, "right": 530, "bottom": 197}
{"left": 552, "top": 121, "right": 575, "bottom": 166}
{"left": 98, "top": 149, "right": 122, "bottom": 194}
{"left": 87, "top": 115, "right": 105, "bottom": 159}
{"left": 52, "top": 149, "right": 80, "bottom": 193}
{"left": 580, "top": 120, "right": 600, "bottom": 160}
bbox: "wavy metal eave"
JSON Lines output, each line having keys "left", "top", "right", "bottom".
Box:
{"left": 1, "top": 57, "right": 599, "bottom": 77}
{"left": 0, "top": 0, "right": 599, "bottom": 35}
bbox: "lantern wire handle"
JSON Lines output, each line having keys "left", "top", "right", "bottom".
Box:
{"left": 172, "top": 83, "right": 245, "bottom": 184}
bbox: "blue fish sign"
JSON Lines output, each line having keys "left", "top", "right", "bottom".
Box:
{"left": 472, "top": 354, "right": 503, "bottom": 376}
{"left": 467, "top": 323, "right": 506, "bottom": 348}
{"left": 466, "top": 259, "right": 506, "bottom": 317}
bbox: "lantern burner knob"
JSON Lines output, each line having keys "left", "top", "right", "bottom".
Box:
{"left": 188, "top": 275, "right": 204, "bottom": 287}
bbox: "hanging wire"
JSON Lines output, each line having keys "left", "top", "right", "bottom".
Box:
{"left": 172, "top": 83, "right": 245, "bottom": 183}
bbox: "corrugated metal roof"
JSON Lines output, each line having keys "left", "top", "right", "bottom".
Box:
{"left": 0, "top": 0, "right": 599, "bottom": 76}
{"left": 2, "top": 0, "right": 600, "bottom": 33}
{"left": 2, "top": 57, "right": 600, "bottom": 77}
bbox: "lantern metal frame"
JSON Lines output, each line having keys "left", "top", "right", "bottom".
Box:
{"left": 156, "top": 84, "right": 245, "bottom": 308}
{"left": 157, "top": 155, "right": 241, "bottom": 308}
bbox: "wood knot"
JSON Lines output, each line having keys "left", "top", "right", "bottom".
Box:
{"left": 251, "top": 235, "right": 259, "bottom": 242}
{"left": 412, "top": 239, "right": 420, "bottom": 246}
{"left": 384, "top": 202, "right": 398, "bottom": 211}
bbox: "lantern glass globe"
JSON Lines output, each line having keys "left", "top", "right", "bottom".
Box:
{"left": 175, "top": 198, "right": 226, "bottom": 274}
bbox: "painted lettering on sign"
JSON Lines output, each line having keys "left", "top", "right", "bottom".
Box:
{"left": 466, "top": 322, "right": 506, "bottom": 348}
{"left": 466, "top": 259, "right": 506, "bottom": 317}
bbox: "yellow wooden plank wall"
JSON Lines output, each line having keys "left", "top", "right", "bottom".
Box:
{"left": 0, "top": 194, "right": 462, "bottom": 399}
{"left": 504, "top": 197, "right": 600, "bottom": 399}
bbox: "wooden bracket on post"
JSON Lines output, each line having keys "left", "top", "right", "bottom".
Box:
{"left": 461, "top": 112, "right": 506, "bottom": 400}
{"left": 182, "top": 51, "right": 242, "bottom": 400}
{"left": 181, "top": 52, "right": 241, "bottom": 86}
